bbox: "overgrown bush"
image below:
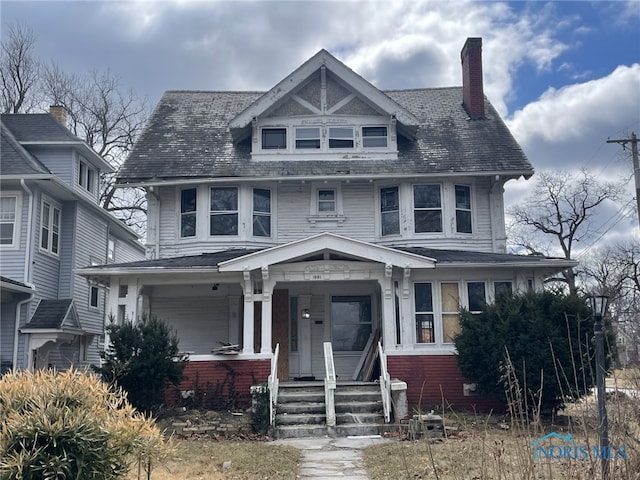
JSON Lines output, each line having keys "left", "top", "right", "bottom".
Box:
{"left": 94, "top": 315, "right": 186, "bottom": 414}
{"left": 455, "top": 290, "right": 607, "bottom": 413}
{"left": 0, "top": 369, "right": 168, "bottom": 480}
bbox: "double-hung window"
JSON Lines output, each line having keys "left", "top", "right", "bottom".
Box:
{"left": 414, "top": 283, "right": 434, "bottom": 343}
{"left": 414, "top": 185, "right": 442, "bottom": 233}
{"left": 262, "top": 128, "right": 287, "bottom": 150}
{"left": 441, "top": 283, "right": 460, "bottom": 343}
{"left": 455, "top": 185, "right": 472, "bottom": 233}
{"left": 180, "top": 188, "right": 197, "bottom": 238}
{"left": 328, "top": 127, "right": 354, "bottom": 149}
{"left": 78, "top": 158, "right": 95, "bottom": 193}
{"left": 318, "top": 189, "right": 336, "bottom": 213}
{"left": 40, "top": 199, "right": 61, "bottom": 255}
{"left": 380, "top": 186, "right": 399, "bottom": 236}
{"left": 295, "top": 127, "right": 320, "bottom": 149}
{"left": 467, "top": 282, "right": 486, "bottom": 314}
{"left": 0, "top": 196, "right": 17, "bottom": 246}
{"left": 210, "top": 187, "right": 238, "bottom": 235}
{"left": 362, "top": 126, "right": 388, "bottom": 148}
{"left": 252, "top": 188, "right": 271, "bottom": 237}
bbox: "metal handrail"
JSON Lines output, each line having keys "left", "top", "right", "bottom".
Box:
{"left": 378, "top": 341, "right": 391, "bottom": 423}
{"left": 323, "top": 342, "right": 337, "bottom": 427}
{"left": 268, "top": 343, "right": 280, "bottom": 426}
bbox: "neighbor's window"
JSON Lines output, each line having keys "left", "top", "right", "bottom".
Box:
{"left": 318, "top": 189, "right": 336, "bottom": 213}
{"left": 455, "top": 185, "right": 472, "bottom": 234}
{"left": 78, "top": 158, "right": 95, "bottom": 193}
{"left": 40, "top": 199, "right": 61, "bottom": 255}
{"left": 180, "top": 188, "right": 197, "bottom": 238}
{"left": 441, "top": 283, "right": 460, "bottom": 343}
{"left": 253, "top": 188, "right": 271, "bottom": 237}
{"left": 328, "top": 127, "right": 354, "bottom": 149}
{"left": 210, "top": 187, "right": 238, "bottom": 235}
{"left": 414, "top": 283, "right": 434, "bottom": 343}
{"left": 362, "top": 126, "right": 388, "bottom": 148}
{"left": 414, "top": 185, "right": 442, "bottom": 233}
{"left": 467, "top": 282, "right": 486, "bottom": 313}
{"left": 0, "top": 196, "right": 17, "bottom": 246}
{"left": 89, "top": 285, "right": 100, "bottom": 309}
{"left": 262, "top": 128, "right": 287, "bottom": 150}
{"left": 107, "top": 238, "right": 115, "bottom": 261}
{"left": 295, "top": 127, "right": 321, "bottom": 149}
{"left": 380, "top": 186, "right": 399, "bottom": 236}
{"left": 331, "top": 296, "right": 372, "bottom": 351}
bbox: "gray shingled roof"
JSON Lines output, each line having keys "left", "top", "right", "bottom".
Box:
{"left": 81, "top": 246, "right": 571, "bottom": 271}
{"left": 1, "top": 113, "right": 79, "bottom": 142}
{"left": 1, "top": 120, "right": 51, "bottom": 176}
{"left": 117, "top": 87, "right": 533, "bottom": 184}
{"left": 24, "top": 299, "right": 74, "bottom": 329}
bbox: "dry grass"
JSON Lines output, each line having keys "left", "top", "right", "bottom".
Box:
{"left": 125, "top": 438, "right": 301, "bottom": 480}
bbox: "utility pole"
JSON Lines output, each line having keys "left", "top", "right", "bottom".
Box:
{"left": 607, "top": 132, "right": 639, "bottom": 227}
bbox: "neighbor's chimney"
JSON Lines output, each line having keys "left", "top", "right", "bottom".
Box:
{"left": 49, "top": 105, "right": 68, "bottom": 126}
{"left": 461, "top": 37, "right": 484, "bottom": 119}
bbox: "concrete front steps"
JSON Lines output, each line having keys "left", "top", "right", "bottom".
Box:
{"left": 275, "top": 381, "right": 387, "bottom": 438}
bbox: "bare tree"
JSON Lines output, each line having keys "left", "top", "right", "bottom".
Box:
{"left": 580, "top": 240, "right": 640, "bottom": 366}
{"left": 42, "top": 65, "right": 150, "bottom": 233}
{"left": 508, "top": 169, "right": 621, "bottom": 293}
{"left": 0, "top": 21, "right": 41, "bottom": 113}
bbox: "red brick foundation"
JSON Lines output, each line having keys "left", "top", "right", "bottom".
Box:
{"left": 387, "top": 355, "right": 504, "bottom": 413}
{"left": 166, "top": 359, "right": 270, "bottom": 409}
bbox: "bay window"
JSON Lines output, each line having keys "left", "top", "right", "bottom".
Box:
{"left": 380, "top": 186, "right": 399, "bottom": 236}
{"left": 455, "top": 185, "right": 472, "bottom": 233}
{"left": 210, "top": 187, "right": 238, "bottom": 236}
{"left": 414, "top": 184, "right": 442, "bottom": 233}
{"left": 252, "top": 188, "right": 271, "bottom": 237}
{"left": 180, "top": 188, "right": 197, "bottom": 238}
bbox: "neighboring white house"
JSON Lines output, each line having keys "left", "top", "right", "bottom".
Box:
{"left": 0, "top": 110, "right": 144, "bottom": 373}
{"left": 79, "top": 38, "right": 576, "bottom": 409}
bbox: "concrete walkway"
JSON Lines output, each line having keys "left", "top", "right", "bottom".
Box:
{"left": 274, "top": 435, "right": 394, "bottom": 479}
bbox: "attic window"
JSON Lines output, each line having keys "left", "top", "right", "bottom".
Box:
{"left": 362, "top": 126, "right": 387, "bottom": 148}
{"left": 262, "top": 128, "right": 287, "bottom": 150}
{"left": 295, "top": 127, "right": 320, "bottom": 149}
{"left": 328, "top": 127, "right": 354, "bottom": 149}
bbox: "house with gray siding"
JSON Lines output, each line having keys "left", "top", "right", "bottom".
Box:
{"left": 0, "top": 110, "right": 144, "bottom": 373}
{"left": 79, "top": 39, "right": 576, "bottom": 417}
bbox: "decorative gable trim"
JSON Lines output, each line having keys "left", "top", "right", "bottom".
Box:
{"left": 218, "top": 232, "right": 436, "bottom": 272}
{"left": 229, "top": 50, "right": 419, "bottom": 141}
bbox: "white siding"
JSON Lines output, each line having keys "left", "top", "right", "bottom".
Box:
{"left": 149, "top": 285, "right": 230, "bottom": 354}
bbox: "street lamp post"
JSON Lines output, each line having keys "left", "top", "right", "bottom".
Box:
{"left": 589, "top": 295, "right": 610, "bottom": 480}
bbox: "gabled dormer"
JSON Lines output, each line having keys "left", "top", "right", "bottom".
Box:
{"left": 230, "top": 50, "right": 419, "bottom": 161}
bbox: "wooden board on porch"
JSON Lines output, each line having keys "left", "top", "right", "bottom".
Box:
{"left": 352, "top": 329, "right": 380, "bottom": 381}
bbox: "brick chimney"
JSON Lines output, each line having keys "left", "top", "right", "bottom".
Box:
{"left": 461, "top": 37, "right": 484, "bottom": 119}
{"left": 49, "top": 105, "right": 68, "bottom": 126}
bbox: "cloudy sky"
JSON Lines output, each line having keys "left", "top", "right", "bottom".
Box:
{"left": 3, "top": 0, "right": 640, "bottom": 251}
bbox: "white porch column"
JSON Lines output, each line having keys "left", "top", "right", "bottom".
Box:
{"left": 125, "top": 278, "right": 140, "bottom": 322}
{"left": 380, "top": 264, "right": 396, "bottom": 348}
{"left": 260, "top": 267, "right": 274, "bottom": 354}
{"left": 242, "top": 270, "right": 255, "bottom": 354}
{"left": 400, "top": 268, "right": 414, "bottom": 346}
{"left": 106, "top": 278, "right": 119, "bottom": 322}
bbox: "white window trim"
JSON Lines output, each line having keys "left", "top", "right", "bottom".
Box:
{"left": 179, "top": 187, "right": 198, "bottom": 239}
{"left": 107, "top": 238, "right": 116, "bottom": 262}
{"left": 209, "top": 185, "right": 240, "bottom": 237}
{"left": 378, "top": 185, "right": 401, "bottom": 238}
{"left": 362, "top": 125, "right": 388, "bottom": 148}
{"left": 89, "top": 284, "right": 100, "bottom": 309}
{"left": 412, "top": 183, "right": 443, "bottom": 235}
{"left": 252, "top": 187, "right": 272, "bottom": 239}
{"left": 454, "top": 183, "right": 474, "bottom": 235}
{"left": 77, "top": 156, "right": 96, "bottom": 194}
{"left": 308, "top": 182, "right": 345, "bottom": 225}
{"left": 0, "top": 192, "right": 21, "bottom": 249}
{"left": 39, "top": 197, "right": 61, "bottom": 256}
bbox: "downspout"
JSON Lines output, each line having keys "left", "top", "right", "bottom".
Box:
{"left": 14, "top": 180, "right": 36, "bottom": 368}
{"left": 147, "top": 186, "right": 160, "bottom": 259}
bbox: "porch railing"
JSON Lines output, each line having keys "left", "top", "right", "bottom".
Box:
{"left": 323, "top": 342, "right": 337, "bottom": 427}
{"left": 378, "top": 341, "right": 391, "bottom": 423}
{"left": 268, "top": 343, "right": 280, "bottom": 426}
